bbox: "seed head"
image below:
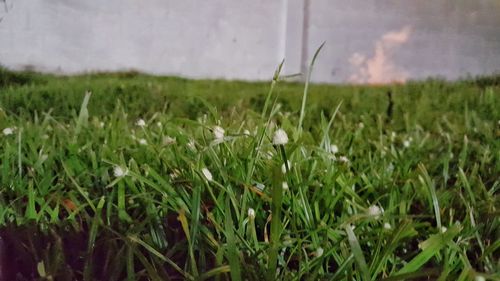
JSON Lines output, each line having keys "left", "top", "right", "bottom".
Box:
{"left": 403, "top": 140, "right": 411, "bottom": 148}
{"left": 338, "top": 156, "right": 349, "bottom": 163}
{"left": 475, "top": 275, "right": 485, "bottom": 281}
{"left": 367, "top": 205, "right": 383, "bottom": 219}
{"left": 2, "top": 127, "right": 14, "bottom": 136}
{"left": 213, "top": 126, "right": 225, "bottom": 140}
{"left": 136, "top": 119, "right": 146, "bottom": 127}
{"left": 113, "top": 166, "right": 128, "bottom": 178}
{"left": 248, "top": 208, "right": 256, "bottom": 220}
{"left": 330, "top": 144, "right": 339, "bottom": 154}
{"left": 273, "top": 128, "right": 288, "bottom": 145}
{"left": 315, "top": 247, "right": 324, "bottom": 257}
{"left": 162, "top": 136, "right": 176, "bottom": 145}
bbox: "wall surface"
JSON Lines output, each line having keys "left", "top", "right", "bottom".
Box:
{"left": 1, "top": 0, "right": 499, "bottom": 83}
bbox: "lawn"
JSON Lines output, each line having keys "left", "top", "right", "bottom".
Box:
{"left": 0, "top": 67, "right": 499, "bottom": 280}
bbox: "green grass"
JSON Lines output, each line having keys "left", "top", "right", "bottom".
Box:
{"left": 0, "top": 67, "right": 499, "bottom": 280}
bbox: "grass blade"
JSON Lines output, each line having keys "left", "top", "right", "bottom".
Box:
{"left": 345, "top": 225, "right": 370, "bottom": 281}
{"left": 395, "top": 224, "right": 461, "bottom": 275}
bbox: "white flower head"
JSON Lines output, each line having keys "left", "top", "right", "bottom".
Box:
{"left": 330, "top": 144, "right": 339, "bottom": 154}
{"left": 138, "top": 138, "right": 147, "bottom": 145}
{"left": 248, "top": 208, "right": 256, "bottom": 220}
{"left": 367, "top": 205, "right": 383, "bottom": 219}
{"left": 213, "top": 126, "right": 225, "bottom": 140}
{"left": 273, "top": 128, "right": 288, "bottom": 145}
{"left": 113, "top": 166, "right": 128, "bottom": 178}
{"left": 384, "top": 222, "right": 392, "bottom": 230}
{"left": 99, "top": 122, "right": 105, "bottom": 128}
{"left": 358, "top": 122, "right": 364, "bottom": 129}
{"left": 315, "top": 247, "right": 324, "bottom": 257}
{"left": 338, "top": 156, "right": 349, "bottom": 163}
{"left": 255, "top": 183, "right": 265, "bottom": 191}
{"left": 475, "top": 275, "right": 486, "bottom": 281}
{"left": 201, "top": 167, "right": 213, "bottom": 181}
{"left": 281, "top": 160, "right": 292, "bottom": 174}
{"left": 156, "top": 121, "right": 162, "bottom": 127}
{"left": 243, "top": 129, "right": 251, "bottom": 136}
{"left": 2, "top": 127, "right": 14, "bottom": 136}
{"left": 282, "top": 181, "right": 289, "bottom": 191}
{"left": 441, "top": 226, "right": 447, "bottom": 233}
{"left": 403, "top": 140, "right": 411, "bottom": 148}
{"left": 162, "top": 136, "right": 176, "bottom": 146}
{"left": 136, "top": 119, "right": 146, "bottom": 127}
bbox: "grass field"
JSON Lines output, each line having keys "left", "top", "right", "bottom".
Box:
{"left": 0, "top": 67, "right": 499, "bottom": 280}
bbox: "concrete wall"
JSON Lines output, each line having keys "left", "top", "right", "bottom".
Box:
{"left": 1, "top": 0, "right": 499, "bottom": 83}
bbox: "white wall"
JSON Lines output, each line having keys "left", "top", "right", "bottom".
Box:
{"left": 1, "top": 0, "right": 499, "bottom": 83}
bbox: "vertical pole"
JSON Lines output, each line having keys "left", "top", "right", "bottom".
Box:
{"left": 300, "top": 0, "right": 310, "bottom": 79}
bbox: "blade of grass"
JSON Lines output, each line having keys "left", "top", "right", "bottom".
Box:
{"left": 267, "top": 163, "right": 285, "bottom": 281}
{"left": 345, "top": 225, "right": 370, "bottom": 281}
{"left": 83, "top": 196, "right": 106, "bottom": 281}
{"left": 224, "top": 197, "right": 242, "bottom": 281}
{"left": 395, "top": 224, "right": 461, "bottom": 275}
{"left": 297, "top": 42, "right": 325, "bottom": 137}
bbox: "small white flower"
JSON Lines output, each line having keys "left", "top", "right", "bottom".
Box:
{"left": 156, "top": 121, "right": 162, "bottom": 127}
{"left": 201, "top": 168, "right": 213, "bottom": 181}
{"left": 282, "top": 182, "right": 289, "bottom": 191}
{"left": 358, "top": 122, "right": 364, "bottom": 129}
{"left": 391, "top": 132, "right": 396, "bottom": 141}
{"left": 384, "top": 223, "right": 392, "bottom": 230}
{"left": 315, "top": 247, "right": 324, "bottom": 257}
{"left": 255, "top": 183, "right": 265, "bottom": 191}
{"left": 281, "top": 160, "right": 292, "bottom": 174}
{"left": 367, "top": 205, "right": 383, "bottom": 219}
{"left": 403, "top": 140, "right": 411, "bottom": 148}
{"left": 243, "top": 129, "right": 251, "bottom": 136}
{"left": 475, "top": 275, "right": 486, "bottom": 281}
{"left": 138, "top": 138, "right": 147, "bottom": 145}
{"left": 330, "top": 144, "right": 339, "bottom": 154}
{"left": 136, "top": 119, "right": 146, "bottom": 127}
{"left": 99, "top": 122, "right": 105, "bottom": 128}
{"left": 2, "top": 127, "right": 14, "bottom": 136}
{"left": 113, "top": 166, "right": 128, "bottom": 177}
{"left": 213, "top": 126, "right": 225, "bottom": 140}
{"left": 248, "top": 208, "right": 256, "bottom": 220}
{"left": 162, "top": 136, "right": 176, "bottom": 145}
{"left": 338, "top": 156, "right": 349, "bottom": 163}
{"left": 441, "top": 226, "right": 447, "bottom": 233}
{"left": 42, "top": 134, "right": 50, "bottom": 140}
{"left": 273, "top": 128, "right": 288, "bottom": 145}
